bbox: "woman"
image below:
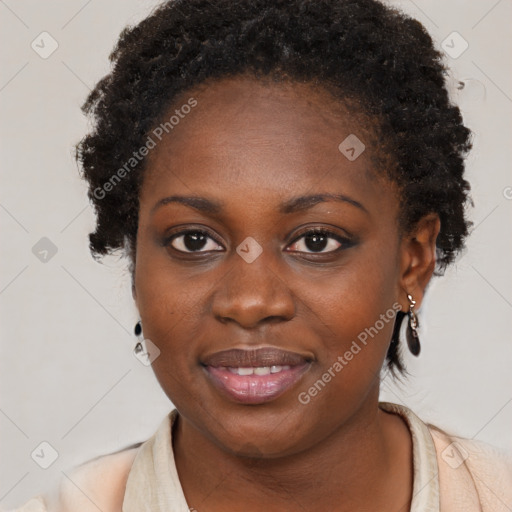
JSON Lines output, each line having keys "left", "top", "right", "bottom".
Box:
{"left": 12, "top": 0, "right": 512, "bottom": 510}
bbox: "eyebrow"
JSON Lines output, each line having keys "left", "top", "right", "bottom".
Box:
{"left": 151, "top": 195, "right": 222, "bottom": 215}
{"left": 279, "top": 193, "right": 368, "bottom": 215}
{"left": 151, "top": 193, "right": 368, "bottom": 216}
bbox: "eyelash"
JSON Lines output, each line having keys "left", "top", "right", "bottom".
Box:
{"left": 163, "top": 227, "right": 354, "bottom": 256}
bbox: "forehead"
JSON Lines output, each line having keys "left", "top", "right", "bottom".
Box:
{"left": 140, "top": 75, "right": 391, "bottom": 207}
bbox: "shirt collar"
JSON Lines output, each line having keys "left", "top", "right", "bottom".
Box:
{"left": 379, "top": 401, "right": 440, "bottom": 512}
{"left": 124, "top": 403, "right": 440, "bottom": 511}
{"left": 123, "top": 409, "right": 190, "bottom": 511}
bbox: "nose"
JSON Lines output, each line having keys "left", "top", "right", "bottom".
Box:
{"left": 211, "top": 251, "right": 296, "bottom": 329}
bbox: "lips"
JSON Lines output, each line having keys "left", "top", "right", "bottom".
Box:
{"left": 201, "top": 347, "right": 312, "bottom": 405}
{"left": 202, "top": 347, "right": 309, "bottom": 368}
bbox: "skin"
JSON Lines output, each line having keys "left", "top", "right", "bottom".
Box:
{"left": 132, "top": 75, "right": 440, "bottom": 512}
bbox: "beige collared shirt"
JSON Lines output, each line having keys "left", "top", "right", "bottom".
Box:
{"left": 8, "top": 402, "right": 512, "bottom": 511}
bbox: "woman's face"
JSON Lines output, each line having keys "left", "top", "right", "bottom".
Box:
{"left": 134, "top": 76, "right": 409, "bottom": 457}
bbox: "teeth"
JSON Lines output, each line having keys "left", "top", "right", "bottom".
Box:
{"left": 225, "top": 365, "right": 291, "bottom": 376}
{"left": 254, "top": 366, "right": 271, "bottom": 376}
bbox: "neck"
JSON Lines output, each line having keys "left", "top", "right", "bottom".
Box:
{"left": 172, "top": 395, "right": 413, "bottom": 512}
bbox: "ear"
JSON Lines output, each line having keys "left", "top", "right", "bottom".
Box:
{"left": 398, "top": 213, "right": 440, "bottom": 311}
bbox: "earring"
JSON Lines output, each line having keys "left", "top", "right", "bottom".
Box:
{"left": 134, "top": 321, "right": 143, "bottom": 355}
{"left": 390, "top": 310, "right": 406, "bottom": 346}
{"left": 406, "top": 294, "right": 421, "bottom": 356}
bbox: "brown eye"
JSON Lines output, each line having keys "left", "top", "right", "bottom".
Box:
{"left": 287, "top": 229, "right": 351, "bottom": 254}
{"left": 167, "top": 230, "right": 223, "bottom": 253}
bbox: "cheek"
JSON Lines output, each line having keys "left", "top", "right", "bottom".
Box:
{"left": 135, "top": 283, "right": 206, "bottom": 408}
{"left": 134, "top": 229, "right": 204, "bottom": 324}
{"left": 297, "top": 244, "right": 400, "bottom": 398}
{"left": 133, "top": 245, "right": 223, "bottom": 403}
{"left": 307, "top": 241, "right": 399, "bottom": 343}
{"left": 135, "top": 266, "right": 205, "bottom": 356}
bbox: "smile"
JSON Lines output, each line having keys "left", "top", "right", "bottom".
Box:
{"left": 226, "top": 365, "right": 291, "bottom": 376}
{"left": 201, "top": 347, "right": 312, "bottom": 405}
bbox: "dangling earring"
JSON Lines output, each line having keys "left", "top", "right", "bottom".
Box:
{"left": 390, "top": 310, "right": 406, "bottom": 346}
{"left": 134, "top": 320, "right": 143, "bottom": 355}
{"left": 132, "top": 321, "right": 160, "bottom": 365}
{"left": 406, "top": 294, "right": 421, "bottom": 356}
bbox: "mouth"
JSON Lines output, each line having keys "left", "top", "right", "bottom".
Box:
{"left": 201, "top": 347, "right": 312, "bottom": 405}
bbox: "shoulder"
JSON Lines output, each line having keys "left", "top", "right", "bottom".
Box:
{"left": 10, "top": 445, "right": 141, "bottom": 512}
{"left": 55, "top": 444, "right": 141, "bottom": 512}
{"left": 3, "top": 496, "right": 47, "bottom": 512}
{"left": 380, "top": 401, "right": 512, "bottom": 511}
{"left": 428, "top": 424, "right": 512, "bottom": 511}
{"left": 10, "top": 412, "right": 178, "bottom": 512}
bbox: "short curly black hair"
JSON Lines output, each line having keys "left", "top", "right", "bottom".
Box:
{"left": 75, "top": 0, "right": 472, "bottom": 375}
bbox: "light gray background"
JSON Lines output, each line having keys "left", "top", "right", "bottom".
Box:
{"left": 1, "top": 0, "right": 511, "bottom": 508}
